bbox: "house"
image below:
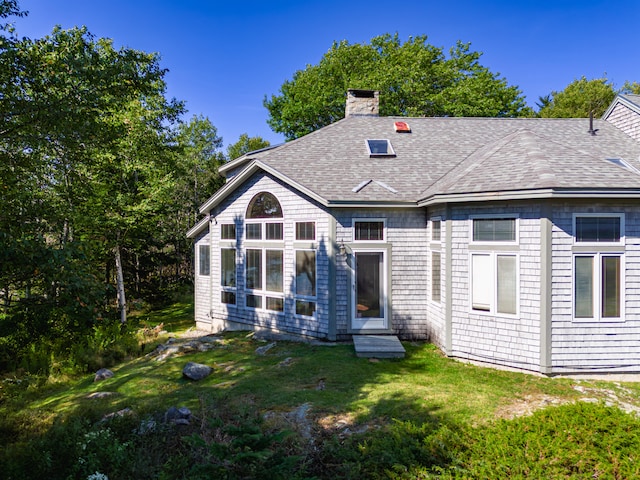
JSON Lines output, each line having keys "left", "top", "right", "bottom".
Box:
{"left": 187, "top": 90, "right": 640, "bottom": 375}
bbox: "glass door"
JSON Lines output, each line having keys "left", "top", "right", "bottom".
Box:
{"left": 352, "top": 251, "right": 387, "bottom": 330}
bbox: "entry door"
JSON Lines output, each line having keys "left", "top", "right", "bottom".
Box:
{"left": 352, "top": 251, "right": 387, "bottom": 330}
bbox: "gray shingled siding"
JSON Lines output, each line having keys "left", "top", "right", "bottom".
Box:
{"left": 606, "top": 102, "right": 640, "bottom": 141}
{"left": 551, "top": 202, "right": 640, "bottom": 373}
{"left": 207, "top": 172, "right": 332, "bottom": 337}
{"left": 448, "top": 203, "right": 543, "bottom": 372}
{"left": 334, "top": 208, "right": 429, "bottom": 340}
{"left": 194, "top": 230, "right": 212, "bottom": 330}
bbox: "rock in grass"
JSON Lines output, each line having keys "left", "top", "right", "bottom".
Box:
{"left": 255, "top": 342, "right": 276, "bottom": 356}
{"left": 182, "top": 361, "right": 212, "bottom": 381}
{"left": 165, "top": 406, "right": 192, "bottom": 425}
{"left": 94, "top": 368, "right": 114, "bottom": 382}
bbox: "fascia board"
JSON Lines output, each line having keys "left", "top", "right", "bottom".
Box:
{"left": 603, "top": 94, "right": 640, "bottom": 120}
{"left": 218, "top": 155, "right": 252, "bottom": 174}
{"left": 418, "top": 189, "right": 640, "bottom": 207}
{"left": 186, "top": 216, "right": 209, "bottom": 238}
{"left": 325, "top": 200, "right": 420, "bottom": 208}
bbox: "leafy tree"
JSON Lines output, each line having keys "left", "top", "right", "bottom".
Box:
{"left": 264, "top": 33, "right": 531, "bottom": 140}
{"left": 155, "top": 115, "right": 225, "bottom": 287}
{"left": 622, "top": 81, "right": 640, "bottom": 95}
{"left": 537, "top": 76, "right": 616, "bottom": 118}
{"left": 0, "top": 1, "right": 185, "bottom": 367}
{"left": 226, "top": 133, "right": 271, "bottom": 161}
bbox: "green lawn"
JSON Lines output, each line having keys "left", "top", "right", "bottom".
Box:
{"left": 2, "top": 301, "right": 640, "bottom": 479}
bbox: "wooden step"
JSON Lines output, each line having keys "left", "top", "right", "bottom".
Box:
{"left": 353, "top": 335, "right": 405, "bottom": 359}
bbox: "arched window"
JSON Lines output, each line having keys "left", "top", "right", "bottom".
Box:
{"left": 246, "top": 192, "right": 282, "bottom": 219}
{"left": 244, "top": 192, "right": 284, "bottom": 312}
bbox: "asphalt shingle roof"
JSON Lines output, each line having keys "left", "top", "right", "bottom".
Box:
{"left": 217, "top": 115, "right": 640, "bottom": 208}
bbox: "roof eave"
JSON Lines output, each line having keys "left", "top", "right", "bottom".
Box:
{"left": 326, "top": 200, "right": 420, "bottom": 208}
{"left": 603, "top": 94, "right": 640, "bottom": 120}
{"left": 186, "top": 215, "right": 210, "bottom": 238}
{"left": 418, "top": 188, "right": 640, "bottom": 207}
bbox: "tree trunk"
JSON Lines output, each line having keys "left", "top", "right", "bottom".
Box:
{"left": 114, "top": 245, "right": 127, "bottom": 323}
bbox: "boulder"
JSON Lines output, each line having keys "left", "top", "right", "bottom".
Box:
{"left": 94, "top": 368, "right": 114, "bottom": 382}
{"left": 165, "top": 406, "right": 192, "bottom": 425}
{"left": 182, "top": 361, "right": 212, "bottom": 381}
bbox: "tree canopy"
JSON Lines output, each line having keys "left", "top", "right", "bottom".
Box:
{"left": 0, "top": 1, "right": 230, "bottom": 371}
{"left": 537, "top": 77, "right": 617, "bottom": 118}
{"left": 264, "top": 34, "right": 532, "bottom": 140}
{"left": 226, "top": 133, "right": 271, "bottom": 161}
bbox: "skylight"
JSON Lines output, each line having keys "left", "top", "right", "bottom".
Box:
{"left": 605, "top": 158, "right": 640, "bottom": 175}
{"left": 366, "top": 139, "right": 395, "bottom": 157}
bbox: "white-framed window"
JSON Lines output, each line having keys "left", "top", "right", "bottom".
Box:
{"left": 245, "top": 191, "right": 284, "bottom": 241}
{"left": 243, "top": 192, "right": 285, "bottom": 312}
{"left": 220, "top": 248, "right": 236, "bottom": 305}
{"left": 198, "top": 244, "right": 210, "bottom": 276}
{"left": 296, "top": 221, "right": 315, "bottom": 241}
{"left": 574, "top": 254, "right": 623, "bottom": 320}
{"left": 573, "top": 213, "right": 624, "bottom": 245}
{"left": 221, "top": 223, "right": 236, "bottom": 240}
{"left": 470, "top": 252, "right": 518, "bottom": 315}
{"left": 572, "top": 214, "right": 624, "bottom": 321}
{"left": 431, "top": 251, "right": 441, "bottom": 303}
{"left": 354, "top": 219, "right": 385, "bottom": 242}
{"left": 295, "top": 250, "right": 316, "bottom": 317}
{"left": 470, "top": 215, "right": 518, "bottom": 244}
{"left": 245, "top": 221, "right": 283, "bottom": 240}
{"left": 245, "top": 248, "right": 284, "bottom": 312}
{"left": 431, "top": 218, "right": 442, "bottom": 242}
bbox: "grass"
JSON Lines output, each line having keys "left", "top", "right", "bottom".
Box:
{"left": 2, "top": 300, "right": 640, "bottom": 478}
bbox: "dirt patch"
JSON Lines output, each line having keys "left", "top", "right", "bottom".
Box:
{"left": 494, "top": 394, "right": 569, "bottom": 420}
{"left": 495, "top": 383, "right": 640, "bottom": 420}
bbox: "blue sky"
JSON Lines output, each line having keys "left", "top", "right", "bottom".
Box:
{"left": 12, "top": 0, "right": 640, "bottom": 148}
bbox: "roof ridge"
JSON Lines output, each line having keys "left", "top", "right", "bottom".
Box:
{"left": 420, "top": 128, "right": 530, "bottom": 198}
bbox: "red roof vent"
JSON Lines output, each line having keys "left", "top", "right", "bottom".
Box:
{"left": 394, "top": 121, "right": 411, "bottom": 133}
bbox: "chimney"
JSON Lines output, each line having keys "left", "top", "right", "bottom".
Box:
{"left": 345, "top": 89, "right": 379, "bottom": 117}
